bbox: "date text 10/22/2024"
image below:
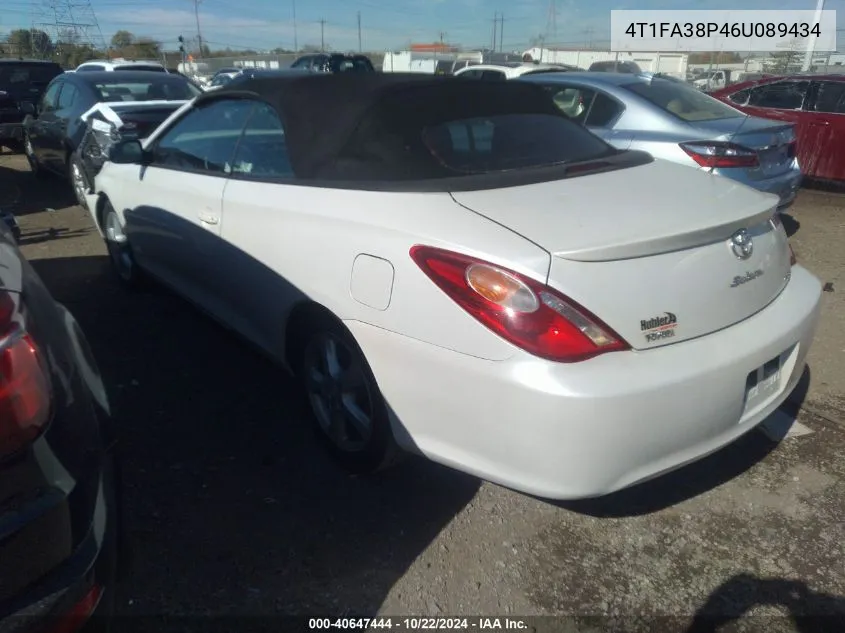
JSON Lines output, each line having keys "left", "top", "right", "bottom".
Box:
{"left": 308, "top": 618, "right": 530, "bottom": 630}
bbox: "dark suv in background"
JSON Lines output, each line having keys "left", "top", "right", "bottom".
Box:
{"left": 0, "top": 59, "right": 63, "bottom": 152}
{"left": 290, "top": 53, "right": 375, "bottom": 73}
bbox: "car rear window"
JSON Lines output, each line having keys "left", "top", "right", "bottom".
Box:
{"left": 623, "top": 79, "right": 743, "bottom": 122}
{"left": 92, "top": 77, "right": 202, "bottom": 102}
{"left": 421, "top": 113, "right": 612, "bottom": 174}
{"left": 330, "top": 57, "right": 374, "bottom": 73}
{"left": 0, "top": 64, "right": 62, "bottom": 90}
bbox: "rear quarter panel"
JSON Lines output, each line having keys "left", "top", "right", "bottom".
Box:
{"left": 218, "top": 181, "right": 552, "bottom": 361}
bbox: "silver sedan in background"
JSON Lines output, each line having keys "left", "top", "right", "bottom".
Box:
{"left": 520, "top": 72, "right": 802, "bottom": 210}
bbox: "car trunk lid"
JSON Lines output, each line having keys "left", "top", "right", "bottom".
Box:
{"left": 449, "top": 159, "right": 792, "bottom": 349}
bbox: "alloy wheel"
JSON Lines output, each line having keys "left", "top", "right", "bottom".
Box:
{"left": 303, "top": 333, "right": 375, "bottom": 453}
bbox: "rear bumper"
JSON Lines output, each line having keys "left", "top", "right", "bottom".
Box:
{"left": 347, "top": 265, "right": 822, "bottom": 500}
{"left": 715, "top": 164, "right": 802, "bottom": 210}
{"left": 0, "top": 453, "right": 115, "bottom": 632}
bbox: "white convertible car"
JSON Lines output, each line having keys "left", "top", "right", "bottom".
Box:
{"left": 87, "top": 73, "right": 821, "bottom": 500}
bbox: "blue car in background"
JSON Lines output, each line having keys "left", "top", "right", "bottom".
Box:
{"left": 520, "top": 72, "right": 802, "bottom": 210}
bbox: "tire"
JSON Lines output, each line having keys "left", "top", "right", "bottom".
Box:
{"left": 69, "top": 154, "right": 91, "bottom": 210}
{"left": 298, "top": 312, "right": 402, "bottom": 474}
{"left": 23, "top": 134, "right": 44, "bottom": 178}
{"left": 101, "top": 201, "right": 145, "bottom": 289}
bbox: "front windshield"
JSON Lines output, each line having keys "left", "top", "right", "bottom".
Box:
{"left": 624, "top": 78, "right": 743, "bottom": 121}
{"left": 93, "top": 77, "right": 202, "bottom": 102}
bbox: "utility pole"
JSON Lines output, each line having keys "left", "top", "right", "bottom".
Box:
{"left": 319, "top": 18, "right": 326, "bottom": 52}
{"left": 801, "top": 0, "right": 825, "bottom": 72}
{"left": 357, "top": 11, "right": 362, "bottom": 52}
{"left": 292, "top": 0, "right": 298, "bottom": 53}
{"left": 193, "top": 0, "right": 204, "bottom": 58}
{"left": 499, "top": 14, "right": 504, "bottom": 52}
{"left": 491, "top": 12, "right": 498, "bottom": 52}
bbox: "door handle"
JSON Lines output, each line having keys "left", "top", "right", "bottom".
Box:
{"left": 198, "top": 212, "right": 218, "bottom": 225}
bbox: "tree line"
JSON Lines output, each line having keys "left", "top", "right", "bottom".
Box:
{"left": 0, "top": 29, "right": 303, "bottom": 69}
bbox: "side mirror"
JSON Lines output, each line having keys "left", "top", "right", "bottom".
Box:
{"left": 20, "top": 102, "right": 36, "bottom": 116}
{"left": 109, "top": 139, "right": 148, "bottom": 165}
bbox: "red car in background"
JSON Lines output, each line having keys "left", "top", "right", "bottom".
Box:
{"left": 710, "top": 75, "right": 845, "bottom": 183}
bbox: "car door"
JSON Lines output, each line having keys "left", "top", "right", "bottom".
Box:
{"left": 730, "top": 80, "right": 813, "bottom": 172}
{"left": 802, "top": 80, "right": 845, "bottom": 181}
{"left": 218, "top": 100, "right": 301, "bottom": 356}
{"left": 121, "top": 98, "right": 255, "bottom": 309}
{"left": 27, "top": 79, "right": 63, "bottom": 166}
{"left": 52, "top": 80, "right": 86, "bottom": 174}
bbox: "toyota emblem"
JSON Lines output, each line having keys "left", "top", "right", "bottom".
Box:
{"left": 730, "top": 228, "right": 753, "bottom": 260}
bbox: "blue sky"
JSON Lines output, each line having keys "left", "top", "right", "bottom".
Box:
{"left": 2, "top": 0, "right": 842, "bottom": 53}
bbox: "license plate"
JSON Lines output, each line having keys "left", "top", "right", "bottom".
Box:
{"left": 744, "top": 355, "right": 782, "bottom": 414}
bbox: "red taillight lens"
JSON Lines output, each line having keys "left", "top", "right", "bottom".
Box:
{"left": 410, "top": 245, "right": 629, "bottom": 362}
{"left": 0, "top": 294, "right": 51, "bottom": 458}
{"left": 680, "top": 141, "right": 759, "bottom": 168}
{"left": 47, "top": 584, "right": 103, "bottom": 633}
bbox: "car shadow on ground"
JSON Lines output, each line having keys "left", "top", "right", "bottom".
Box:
{"left": 684, "top": 573, "right": 845, "bottom": 633}
{"left": 30, "top": 254, "right": 481, "bottom": 622}
{"left": 803, "top": 178, "right": 845, "bottom": 196}
{"left": 0, "top": 162, "right": 76, "bottom": 217}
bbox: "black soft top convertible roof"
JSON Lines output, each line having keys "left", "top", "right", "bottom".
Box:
{"left": 205, "top": 74, "right": 553, "bottom": 176}
{"left": 201, "top": 73, "right": 648, "bottom": 188}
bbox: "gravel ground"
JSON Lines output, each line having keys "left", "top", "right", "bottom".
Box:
{"left": 1, "top": 151, "right": 843, "bottom": 632}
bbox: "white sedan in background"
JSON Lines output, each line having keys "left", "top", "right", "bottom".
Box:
{"left": 87, "top": 73, "right": 821, "bottom": 500}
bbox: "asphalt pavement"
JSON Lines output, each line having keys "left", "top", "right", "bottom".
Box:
{"left": 1, "top": 151, "right": 843, "bottom": 632}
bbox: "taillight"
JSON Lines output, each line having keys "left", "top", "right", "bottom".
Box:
{"left": 0, "top": 292, "right": 51, "bottom": 459}
{"left": 409, "top": 246, "right": 629, "bottom": 362}
{"left": 680, "top": 141, "right": 759, "bottom": 168}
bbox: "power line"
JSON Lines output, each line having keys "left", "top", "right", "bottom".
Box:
{"left": 30, "top": 0, "right": 107, "bottom": 54}
{"left": 292, "top": 0, "right": 297, "bottom": 53}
